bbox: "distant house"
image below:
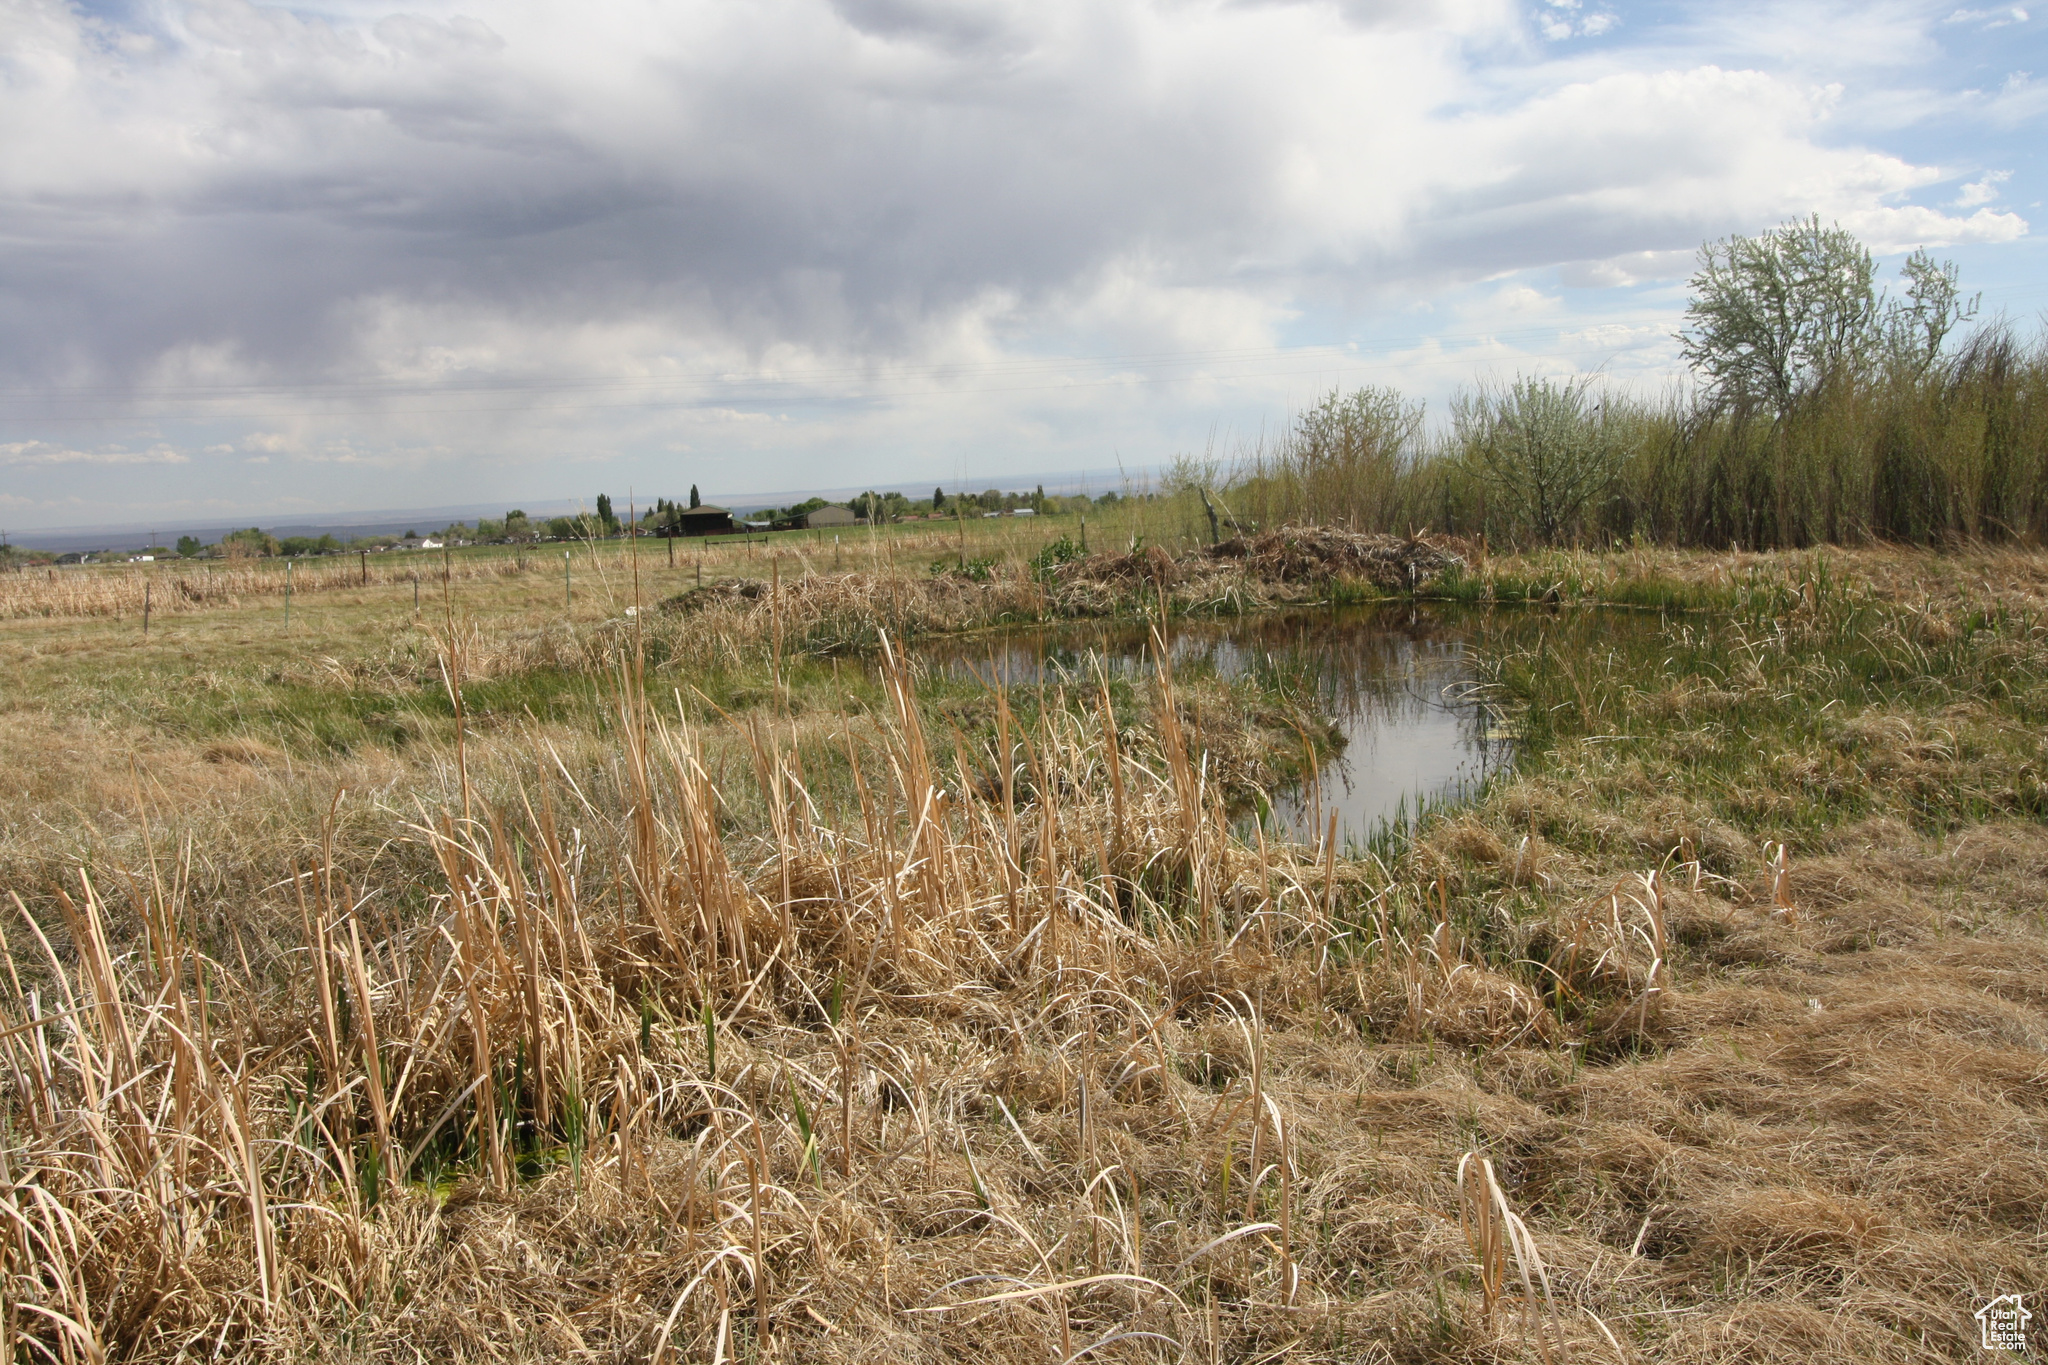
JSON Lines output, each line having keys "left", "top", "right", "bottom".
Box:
{"left": 775, "top": 504, "right": 859, "bottom": 531}
{"left": 675, "top": 504, "right": 735, "bottom": 536}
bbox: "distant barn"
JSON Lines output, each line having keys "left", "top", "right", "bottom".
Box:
{"left": 675, "top": 504, "right": 734, "bottom": 536}
{"left": 776, "top": 504, "right": 859, "bottom": 531}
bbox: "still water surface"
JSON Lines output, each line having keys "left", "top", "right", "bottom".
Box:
{"left": 907, "top": 605, "right": 1511, "bottom": 849}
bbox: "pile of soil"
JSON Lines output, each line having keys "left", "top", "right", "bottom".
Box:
{"left": 1205, "top": 527, "right": 1467, "bottom": 587}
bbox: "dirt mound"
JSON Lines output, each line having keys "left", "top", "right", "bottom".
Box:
{"left": 1207, "top": 527, "right": 1466, "bottom": 587}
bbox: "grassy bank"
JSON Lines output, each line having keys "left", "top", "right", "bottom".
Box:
{"left": 2, "top": 539, "right": 2044, "bottom": 1362}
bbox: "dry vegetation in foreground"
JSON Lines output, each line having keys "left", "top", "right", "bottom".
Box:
{"left": 1, "top": 538, "right": 2045, "bottom": 1363}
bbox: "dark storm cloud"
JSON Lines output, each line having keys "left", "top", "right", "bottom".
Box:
{"left": 2, "top": 0, "right": 1331, "bottom": 379}
{"left": 0, "top": 0, "right": 2027, "bottom": 402}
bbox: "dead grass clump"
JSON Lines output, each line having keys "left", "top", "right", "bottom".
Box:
{"left": 1518, "top": 827, "right": 2048, "bottom": 1357}
{"left": 1642, "top": 680, "right": 1749, "bottom": 721}
{"left": 1825, "top": 709, "right": 1953, "bottom": 775}
{"left": 1435, "top": 815, "right": 1508, "bottom": 868}
{"left": 1684, "top": 1187, "right": 1895, "bottom": 1264}
{"left": 0, "top": 636, "right": 1403, "bottom": 1363}
{"left": 202, "top": 736, "right": 288, "bottom": 766}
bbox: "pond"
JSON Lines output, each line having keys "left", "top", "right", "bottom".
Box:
{"left": 906, "top": 604, "right": 1516, "bottom": 851}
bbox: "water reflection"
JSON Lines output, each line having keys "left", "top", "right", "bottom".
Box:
{"left": 906, "top": 605, "right": 1510, "bottom": 849}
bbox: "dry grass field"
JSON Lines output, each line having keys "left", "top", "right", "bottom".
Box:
{"left": 2, "top": 528, "right": 2044, "bottom": 1363}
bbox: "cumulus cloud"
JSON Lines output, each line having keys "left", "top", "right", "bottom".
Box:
{"left": 1955, "top": 169, "right": 2013, "bottom": 205}
{"left": 1838, "top": 203, "right": 2029, "bottom": 250}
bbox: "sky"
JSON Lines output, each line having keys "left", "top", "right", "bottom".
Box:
{"left": 1, "top": 0, "right": 2043, "bottom": 533}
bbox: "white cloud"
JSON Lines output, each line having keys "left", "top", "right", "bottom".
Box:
{"left": 1535, "top": 0, "right": 1618, "bottom": 39}
{"left": 1560, "top": 321, "right": 1669, "bottom": 348}
{"left": 1837, "top": 203, "right": 2029, "bottom": 251}
{"left": 1489, "top": 285, "right": 1562, "bottom": 315}
{"left": 1978, "top": 70, "right": 2048, "bottom": 126}
{"left": 0, "top": 442, "right": 190, "bottom": 467}
{"left": 1955, "top": 169, "right": 2013, "bottom": 206}
{"left": 1942, "top": 6, "right": 2030, "bottom": 28}
{"left": 1558, "top": 249, "right": 1698, "bottom": 287}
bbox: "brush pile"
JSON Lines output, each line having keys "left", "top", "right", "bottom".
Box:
{"left": 658, "top": 569, "right": 1050, "bottom": 655}
{"left": 658, "top": 526, "right": 1463, "bottom": 658}
{"left": 1206, "top": 527, "right": 1466, "bottom": 588}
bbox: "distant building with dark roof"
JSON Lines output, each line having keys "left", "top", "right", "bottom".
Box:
{"left": 674, "top": 504, "right": 734, "bottom": 536}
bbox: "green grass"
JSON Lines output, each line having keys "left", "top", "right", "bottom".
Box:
{"left": 1466, "top": 568, "right": 2048, "bottom": 852}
